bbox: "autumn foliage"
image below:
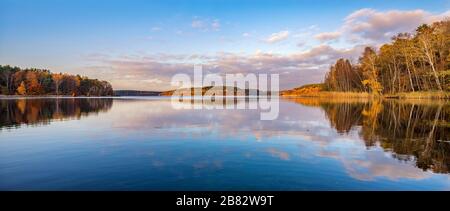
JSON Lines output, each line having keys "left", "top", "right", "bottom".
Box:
{"left": 324, "top": 20, "right": 450, "bottom": 94}
{"left": 0, "top": 65, "right": 113, "bottom": 96}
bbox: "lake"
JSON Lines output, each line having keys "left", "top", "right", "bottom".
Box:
{"left": 0, "top": 97, "right": 449, "bottom": 190}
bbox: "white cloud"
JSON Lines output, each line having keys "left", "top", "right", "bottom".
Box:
{"left": 242, "top": 32, "right": 251, "bottom": 37}
{"left": 151, "top": 27, "right": 161, "bottom": 31}
{"left": 341, "top": 8, "right": 450, "bottom": 44}
{"left": 313, "top": 9, "right": 449, "bottom": 46}
{"left": 265, "top": 30, "right": 290, "bottom": 43}
{"left": 191, "top": 20, "right": 205, "bottom": 28}
{"left": 86, "top": 44, "right": 365, "bottom": 90}
{"left": 191, "top": 18, "right": 221, "bottom": 31}
{"left": 211, "top": 19, "right": 220, "bottom": 31}
{"left": 308, "top": 25, "right": 319, "bottom": 30}
{"left": 142, "top": 78, "right": 163, "bottom": 84}
{"left": 314, "top": 31, "right": 341, "bottom": 42}
{"left": 81, "top": 9, "right": 450, "bottom": 92}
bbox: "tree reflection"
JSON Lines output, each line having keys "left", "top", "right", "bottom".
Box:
{"left": 0, "top": 98, "right": 113, "bottom": 129}
{"left": 286, "top": 97, "right": 450, "bottom": 173}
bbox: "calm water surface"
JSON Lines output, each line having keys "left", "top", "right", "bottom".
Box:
{"left": 0, "top": 97, "right": 449, "bottom": 190}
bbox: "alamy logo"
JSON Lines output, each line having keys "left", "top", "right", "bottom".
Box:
{"left": 170, "top": 66, "right": 280, "bottom": 120}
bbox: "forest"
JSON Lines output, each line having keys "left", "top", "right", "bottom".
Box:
{"left": 0, "top": 65, "right": 113, "bottom": 96}
{"left": 323, "top": 20, "right": 450, "bottom": 94}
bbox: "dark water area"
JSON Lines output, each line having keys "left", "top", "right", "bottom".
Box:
{"left": 0, "top": 97, "right": 449, "bottom": 190}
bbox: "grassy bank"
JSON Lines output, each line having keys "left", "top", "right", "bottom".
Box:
{"left": 281, "top": 91, "right": 373, "bottom": 98}
{"left": 281, "top": 91, "right": 450, "bottom": 99}
{"left": 281, "top": 84, "right": 375, "bottom": 98}
{"left": 281, "top": 83, "right": 450, "bottom": 99}
{"left": 383, "top": 91, "right": 450, "bottom": 99}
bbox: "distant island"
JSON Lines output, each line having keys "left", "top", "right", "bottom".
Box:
{"left": 283, "top": 20, "right": 449, "bottom": 99}
{"left": 159, "top": 86, "right": 269, "bottom": 96}
{"left": 114, "top": 86, "right": 269, "bottom": 97}
{"left": 0, "top": 65, "right": 113, "bottom": 96}
{"left": 113, "top": 90, "right": 162, "bottom": 96}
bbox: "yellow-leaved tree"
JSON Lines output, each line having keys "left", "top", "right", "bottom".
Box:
{"left": 17, "top": 81, "right": 27, "bottom": 95}
{"left": 359, "top": 47, "right": 383, "bottom": 95}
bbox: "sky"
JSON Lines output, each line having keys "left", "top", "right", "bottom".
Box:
{"left": 0, "top": 0, "right": 449, "bottom": 91}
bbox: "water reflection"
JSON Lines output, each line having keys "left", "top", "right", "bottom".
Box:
{"left": 286, "top": 97, "right": 450, "bottom": 174}
{"left": 0, "top": 98, "right": 113, "bottom": 130}
{"left": 0, "top": 97, "right": 449, "bottom": 190}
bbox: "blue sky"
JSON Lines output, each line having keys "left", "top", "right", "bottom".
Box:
{"left": 0, "top": 0, "right": 449, "bottom": 90}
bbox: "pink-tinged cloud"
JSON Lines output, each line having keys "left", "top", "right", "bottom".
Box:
{"left": 314, "top": 31, "right": 341, "bottom": 42}
{"left": 265, "top": 30, "right": 290, "bottom": 43}
{"left": 81, "top": 8, "right": 450, "bottom": 91}
{"left": 83, "top": 44, "right": 365, "bottom": 91}
{"left": 340, "top": 8, "right": 450, "bottom": 44}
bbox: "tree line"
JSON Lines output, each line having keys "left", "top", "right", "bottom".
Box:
{"left": 0, "top": 65, "right": 113, "bottom": 96}
{"left": 324, "top": 19, "right": 450, "bottom": 94}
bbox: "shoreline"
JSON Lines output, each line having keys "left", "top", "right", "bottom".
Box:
{"left": 2, "top": 91, "right": 450, "bottom": 100}
{"left": 0, "top": 95, "right": 115, "bottom": 99}
{"left": 280, "top": 91, "right": 450, "bottom": 100}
